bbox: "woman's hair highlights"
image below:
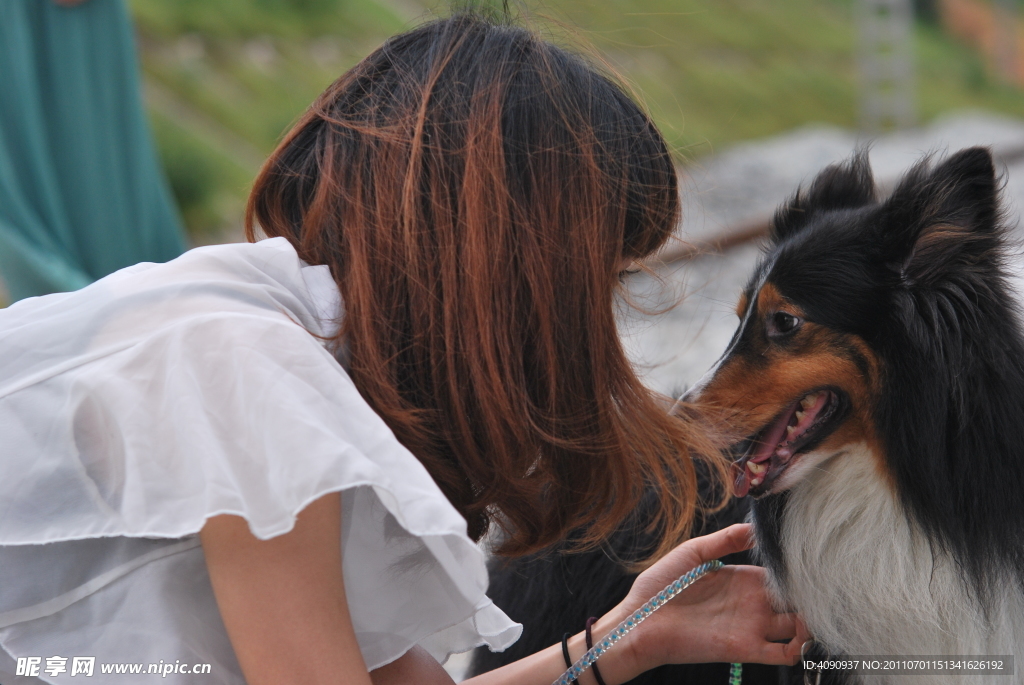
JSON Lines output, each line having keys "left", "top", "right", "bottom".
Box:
{"left": 246, "top": 12, "right": 727, "bottom": 562}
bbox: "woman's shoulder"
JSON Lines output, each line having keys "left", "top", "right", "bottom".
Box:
{"left": 1, "top": 236, "right": 340, "bottom": 335}
{"left": 0, "top": 238, "right": 342, "bottom": 394}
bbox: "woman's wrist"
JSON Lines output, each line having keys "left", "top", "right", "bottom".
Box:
{"left": 462, "top": 601, "right": 666, "bottom": 685}
{"left": 560, "top": 605, "right": 650, "bottom": 685}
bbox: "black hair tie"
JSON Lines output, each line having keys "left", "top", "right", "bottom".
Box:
{"left": 584, "top": 617, "right": 608, "bottom": 685}
{"left": 561, "top": 632, "right": 578, "bottom": 685}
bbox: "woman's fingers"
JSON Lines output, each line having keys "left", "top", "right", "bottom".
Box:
{"left": 756, "top": 616, "right": 813, "bottom": 665}
{"left": 789, "top": 616, "right": 813, "bottom": 659}
{"left": 682, "top": 523, "right": 754, "bottom": 562}
{"left": 634, "top": 525, "right": 815, "bottom": 668}
{"left": 755, "top": 638, "right": 805, "bottom": 666}
{"left": 764, "top": 610, "right": 798, "bottom": 643}
{"left": 750, "top": 618, "right": 812, "bottom": 666}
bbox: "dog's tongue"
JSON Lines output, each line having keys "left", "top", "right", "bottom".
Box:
{"left": 733, "top": 404, "right": 798, "bottom": 497}
{"left": 734, "top": 463, "right": 752, "bottom": 498}
{"left": 752, "top": 405, "right": 796, "bottom": 463}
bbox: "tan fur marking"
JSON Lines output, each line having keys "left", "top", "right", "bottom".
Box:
{"left": 834, "top": 335, "right": 889, "bottom": 484}
{"left": 756, "top": 282, "right": 805, "bottom": 319}
{"left": 905, "top": 223, "right": 989, "bottom": 283}
{"left": 735, "top": 292, "right": 749, "bottom": 319}
{"left": 698, "top": 282, "right": 886, "bottom": 492}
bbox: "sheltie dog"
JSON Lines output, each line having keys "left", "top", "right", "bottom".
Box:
{"left": 472, "top": 147, "right": 1023, "bottom": 685}
{"left": 685, "top": 147, "right": 1024, "bottom": 683}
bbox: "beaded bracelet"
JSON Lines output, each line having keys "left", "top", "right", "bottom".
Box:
{"left": 729, "top": 661, "right": 743, "bottom": 685}
{"left": 550, "top": 560, "right": 724, "bottom": 685}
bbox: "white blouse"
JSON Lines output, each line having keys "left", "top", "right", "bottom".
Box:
{"left": 0, "top": 238, "right": 520, "bottom": 683}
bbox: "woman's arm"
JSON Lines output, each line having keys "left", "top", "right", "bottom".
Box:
{"left": 201, "top": 493, "right": 373, "bottom": 685}
{"left": 202, "top": 493, "right": 453, "bottom": 685}
{"left": 202, "top": 494, "right": 804, "bottom": 685}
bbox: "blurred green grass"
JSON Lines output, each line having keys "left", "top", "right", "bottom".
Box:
{"left": 130, "top": 0, "right": 409, "bottom": 240}
{"left": 130, "top": 0, "right": 1024, "bottom": 241}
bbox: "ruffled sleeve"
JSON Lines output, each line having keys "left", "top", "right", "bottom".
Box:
{"left": 0, "top": 239, "right": 520, "bottom": 682}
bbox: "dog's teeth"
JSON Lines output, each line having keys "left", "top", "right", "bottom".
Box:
{"left": 748, "top": 461, "right": 767, "bottom": 475}
{"left": 800, "top": 394, "right": 817, "bottom": 410}
{"left": 751, "top": 477, "right": 763, "bottom": 487}
{"left": 795, "top": 410, "right": 806, "bottom": 422}
{"left": 786, "top": 425, "right": 796, "bottom": 437}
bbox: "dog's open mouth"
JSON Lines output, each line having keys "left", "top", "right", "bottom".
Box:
{"left": 732, "top": 388, "right": 846, "bottom": 497}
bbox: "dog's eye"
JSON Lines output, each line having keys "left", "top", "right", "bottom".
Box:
{"left": 770, "top": 311, "right": 802, "bottom": 336}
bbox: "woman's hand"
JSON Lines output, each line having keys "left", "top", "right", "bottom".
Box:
{"left": 610, "top": 523, "right": 809, "bottom": 675}
{"left": 468, "top": 523, "right": 810, "bottom": 685}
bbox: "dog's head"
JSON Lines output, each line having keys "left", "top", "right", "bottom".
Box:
{"left": 685, "top": 147, "right": 1010, "bottom": 501}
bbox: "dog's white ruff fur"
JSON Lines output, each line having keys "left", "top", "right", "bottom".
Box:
{"left": 765, "top": 442, "right": 1024, "bottom": 685}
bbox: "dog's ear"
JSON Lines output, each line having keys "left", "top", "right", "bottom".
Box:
{"left": 880, "top": 147, "right": 1001, "bottom": 288}
{"left": 771, "top": 151, "right": 876, "bottom": 243}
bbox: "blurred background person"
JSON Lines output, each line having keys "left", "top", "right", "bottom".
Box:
{"left": 0, "top": 0, "right": 186, "bottom": 303}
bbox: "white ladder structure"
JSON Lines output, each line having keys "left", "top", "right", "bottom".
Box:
{"left": 857, "top": 0, "right": 916, "bottom": 132}
{"left": 994, "top": 0, "right": 1019, "bottom": 85}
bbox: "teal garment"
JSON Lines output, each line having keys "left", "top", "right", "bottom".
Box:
{"left": 0, "top": 0, "right": 186, "bottom": 302}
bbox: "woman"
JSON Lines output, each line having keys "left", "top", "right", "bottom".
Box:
{"left": 0, "top": 13, "right": 806, "bottom": 685}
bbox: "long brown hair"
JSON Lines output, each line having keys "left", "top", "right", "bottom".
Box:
{"left": 246, "top": 12, "right": 727, "bottom": 561}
